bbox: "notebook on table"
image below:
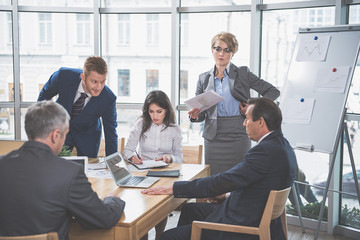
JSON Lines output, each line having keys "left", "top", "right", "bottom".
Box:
{"left": 146, "top": 170, "right": 180, "bottom": 177}
{"left": 104, "top": 152, "right": 159, "bottom": 188}
{"left": 129, "top": 159, "right": 168, "bottom": 170}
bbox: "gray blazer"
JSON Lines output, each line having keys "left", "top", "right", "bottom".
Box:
{"left": 191, "top": 63, "right": 280, "bottom": 140}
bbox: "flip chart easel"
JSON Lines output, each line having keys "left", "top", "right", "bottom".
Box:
{"left": 279, "top": 25, "right": 360, "bottom": 240}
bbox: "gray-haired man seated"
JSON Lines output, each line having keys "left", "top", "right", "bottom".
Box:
{"left": 0, "top": 101, "right": 125, "bottom": 240}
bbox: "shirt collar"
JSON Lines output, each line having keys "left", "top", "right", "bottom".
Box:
{"left": 212, "top": 62, "right": 231, "bottom": 76}
{"left": 77, "top": 81, "right": 90, "bottom": 98}
{"left": 258, "top": 131, "right": 273, "bottom": 143}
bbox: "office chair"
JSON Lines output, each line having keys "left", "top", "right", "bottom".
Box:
{"left": 190, "top": 187, "right": 291, "bottom": 240}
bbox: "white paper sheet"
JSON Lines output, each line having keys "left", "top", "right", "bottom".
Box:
{"left": 87, "top": 169, "right": 112, "bottom": 179}
{"left": 296, "top": 35, "right": 331, "bottom": 62}
{"left": 281, "top": 98, "right": 315, "bottom": 124}
{"left": 184, "top": 90, "right": 224, "bottom": 112}
{"left": 315, "top": 66, "right": 351, "bottom": 93}
{"left": 130, "top": 160, "right": 168, "bottom": 170}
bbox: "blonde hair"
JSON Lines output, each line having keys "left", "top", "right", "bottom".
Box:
{"left": 211, "top": 32, "right": 238, "bottom": 54}
{"left": 83, "top": 56, "right": 107, "bottom": 78}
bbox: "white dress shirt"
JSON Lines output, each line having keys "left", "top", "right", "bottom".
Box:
{"left": 123, "top": 118, "right": 183, "bottom": 163}
{"left": 73, "top": 81, "right": 91, "bottom": 106}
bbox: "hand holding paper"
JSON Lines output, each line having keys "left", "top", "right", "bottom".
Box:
{"left": 184, "top": 90, "right": 224, "bottom": 113}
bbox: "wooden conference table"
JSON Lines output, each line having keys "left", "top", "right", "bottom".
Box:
{"left": 69, "top": 162, "right": 210, "bottom": 240}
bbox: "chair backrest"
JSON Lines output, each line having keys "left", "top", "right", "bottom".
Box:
{"left": 190, "top": 187, "right": 291, "bottom": 240}
{"left": 0, "top": 232, "right": 58, "bottom": 240}
{"left": 182, "top": 145, "right": 203, "bottom": 164}
{"left": 259, "top": 187, "right": 291, "bottom": 239}
{"left": 97, "top": 138, "right": 125, "bottom": 157}
{"left": 0, "top": 140, "right": 25, "bottom": 155}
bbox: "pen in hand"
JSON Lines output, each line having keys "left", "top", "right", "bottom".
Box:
{"left": 134, "top": 150, "right": 143, "bottom": 164}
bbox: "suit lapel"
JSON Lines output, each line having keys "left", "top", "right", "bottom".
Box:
{"left": 205, "top": 70, "right": 215, "bottom": 92}
{"left": 228, "top": 63, "right": 248, "bottom": 102}
{"left": 228, "top": 63, "right": 236, "bottom": 91}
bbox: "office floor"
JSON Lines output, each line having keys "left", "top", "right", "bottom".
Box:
{"left": 148, "top": 211, "right": 355, "bottom": 240}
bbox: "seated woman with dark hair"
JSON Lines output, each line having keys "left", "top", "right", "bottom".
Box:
{"left": 123, "top": 90, "right": 183, "bottom": 240}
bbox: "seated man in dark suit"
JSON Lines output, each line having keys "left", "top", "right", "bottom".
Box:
{"left": 38, "top": 56, "right": 118, "bottom": 157}
{"left": 142, "top": 97, "right": 298, "bottom": 240}
{"left": 0, "top": 101, "right": 125, "bottom": 240}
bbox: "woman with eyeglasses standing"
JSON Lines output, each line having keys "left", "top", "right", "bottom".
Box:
{"left": 188, "top": 32, "right": 280, "bottom": 175}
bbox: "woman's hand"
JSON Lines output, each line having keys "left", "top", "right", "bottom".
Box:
{"left": 155, "top": 154, "right": 172, "bottom": 163}
{"left": 188, "top": 108, "right": 201, "bottom": 120}
{"left": 142, "top": 186, "right": 173, "bottom": 195}
{"left": 239, "top": 102, "right": 248, "bottom": 116}
{"left": 131, "top": 155, "right": 143, "bottom": 164}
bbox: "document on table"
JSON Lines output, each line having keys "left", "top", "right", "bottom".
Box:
{"left": 129, "top": 160, "right": 168, "bottom": 170}
{"left": 184, "top": 90, "right": 224, "bottom": 112}
{"left": 87, "top": 163, "right": 112, "bottom": 179}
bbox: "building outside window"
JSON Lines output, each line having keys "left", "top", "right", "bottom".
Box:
{"left": 7, "top": 13, "right": 12, "bottom": 44}
{"left": 77, "top": 14, "right": 90, "bottom": 45}
{"left": 118, "top": 14, "right": 130, "bottom": 45}
{"left": 146, "top": 14, "right": 159, "bottom": 46}
{"left": 39, "top": 13, "right": 52, "bottom": 45}
{"left": 118, "top": 69, "right": 130, "bottom": 96}
{"left": 146, "top": 69, "right": 159, "bottom": 94}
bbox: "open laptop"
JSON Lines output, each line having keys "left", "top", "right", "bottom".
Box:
{"left": 104, "top": 152, "right": 159, "bottom": 188}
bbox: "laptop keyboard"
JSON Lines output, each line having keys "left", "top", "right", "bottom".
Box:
{"left": 122, "top": 176, "right": 144, "bottom": 186}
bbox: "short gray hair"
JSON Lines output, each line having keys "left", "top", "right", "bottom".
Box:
{"left": 25, "top": 101, "right": 70, "bottom": 140}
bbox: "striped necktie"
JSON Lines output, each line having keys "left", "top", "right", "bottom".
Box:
{"left": 72, "top": 93, "right": 88, "bottom": 118}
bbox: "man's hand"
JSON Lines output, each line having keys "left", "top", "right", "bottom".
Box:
{"left": 141, "top": 186, "right": 173, "bottom": 195}
{"left": 105, "top": 192, "right": 121, "bottom": 199}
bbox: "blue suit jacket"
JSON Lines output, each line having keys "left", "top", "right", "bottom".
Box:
{"left": 173, "top": 130, "right": 298, "bottom": 240}
{"left": 38, "top": 67, "right": 118, "bottom": 157}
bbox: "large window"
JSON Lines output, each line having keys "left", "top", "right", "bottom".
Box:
{"left": 101, "top": 13, "right": 171, "bottom": 104}
{"left": 18, "top": 12, "right": 94, "bottom": 103}
{"left": 261, "top": 7, "right": 335, "bottom": 90}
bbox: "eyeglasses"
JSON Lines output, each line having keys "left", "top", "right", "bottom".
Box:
{"left": 213, "top": 46, "right": 232, "bottom": 54}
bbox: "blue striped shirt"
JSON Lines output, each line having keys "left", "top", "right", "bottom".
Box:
{"left": 214, "top": 67, "right": 241, "bottom": 117}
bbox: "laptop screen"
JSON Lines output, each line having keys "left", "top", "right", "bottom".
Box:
{"left": 105, "top": 152, "right": 130, "bottom": 181}
{"left": 63, "top": 156, "right": 88, "bottom": 175}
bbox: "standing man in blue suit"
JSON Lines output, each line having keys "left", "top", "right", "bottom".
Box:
{"left": 38, "top": 56, "right": 118, "bottom": 157}
{"left": 142, "top": 97, "right": 298, "bottom": 240}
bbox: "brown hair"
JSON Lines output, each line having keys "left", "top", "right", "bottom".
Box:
{"left": 141, "top": 90, "right": 176, "bottom": 138}
{"left": 211, "top": 32, "right": 239, "bottom": 54}
{"left": 247, "top": 97, "right": 282, "bottom": 131}
{"left": 83, "top": 56, "right": 107, "bottom": 78}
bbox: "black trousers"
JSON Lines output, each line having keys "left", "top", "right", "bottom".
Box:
{"left": 160, "top": 203, "right": 261, "bottom": 240}
{"left": 159, "top": 203, "right": 219, "bottom": 240}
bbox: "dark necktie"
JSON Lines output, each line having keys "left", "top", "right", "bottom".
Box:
{"left": 72, "top": 93, "right": 88, "bottom": 118}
